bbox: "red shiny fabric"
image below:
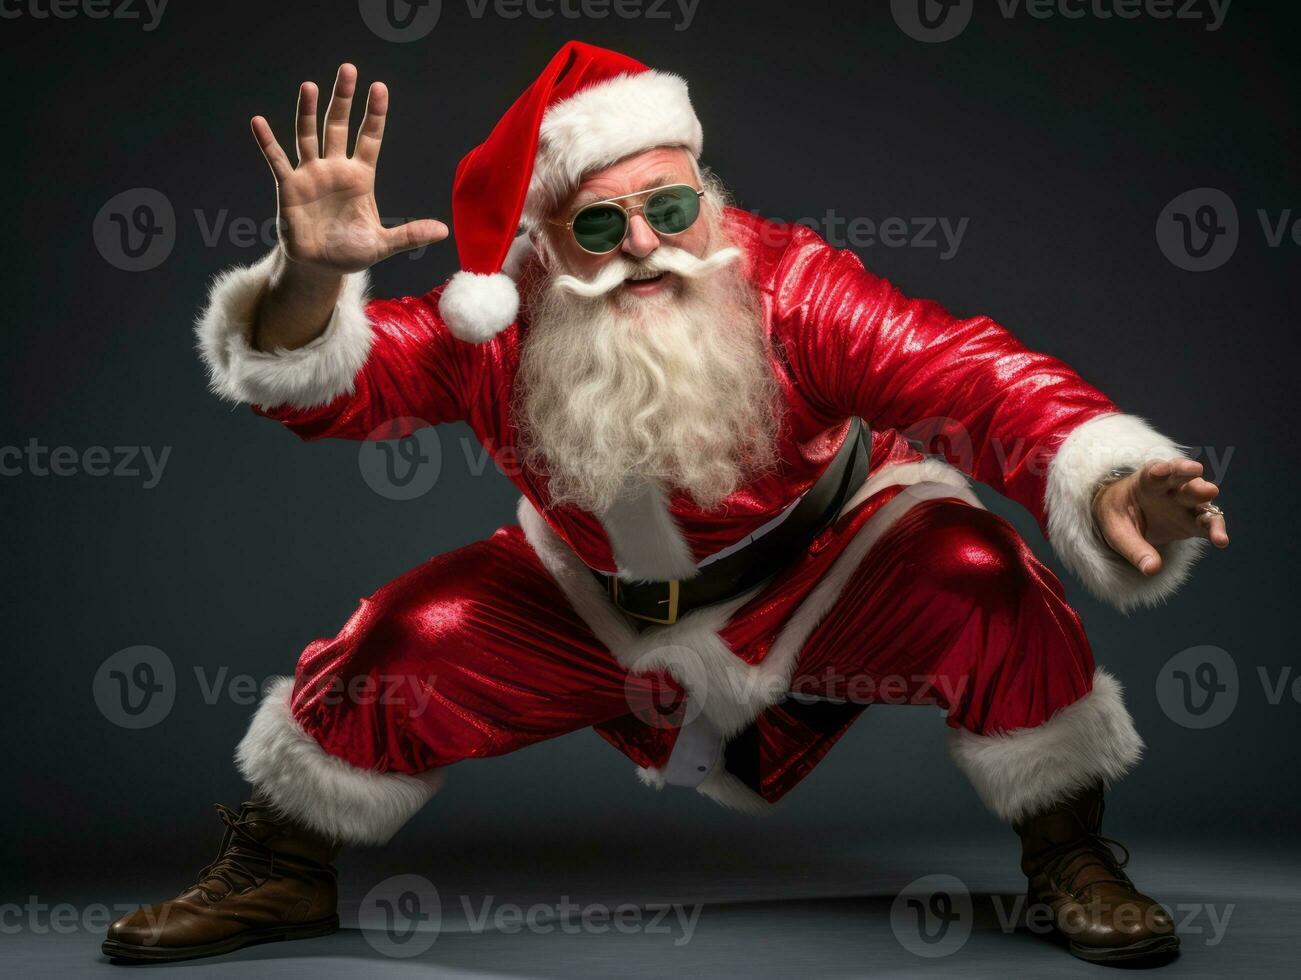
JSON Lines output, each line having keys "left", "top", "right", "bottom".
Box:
{"left": 265, "top": 208, "right": 1112, "bottom": 800}
{"left": 288, "top": 491, "right": 1093, "bottom": 802}
{"left": 288, "top": 524, "right": 663, "bottom": 775}
{"left": 259, "top": 209, "right": 1118, "bottom": 572}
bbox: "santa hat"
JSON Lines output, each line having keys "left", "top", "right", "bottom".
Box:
{"left": 437, "top": 40, "right": 704, "bottom": 343}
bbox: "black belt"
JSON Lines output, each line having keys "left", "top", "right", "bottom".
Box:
{"left": 593, "top": 419, "right": 869, "bottom": 626}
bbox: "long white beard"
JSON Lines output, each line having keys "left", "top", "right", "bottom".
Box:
{"left": 516, "top": 234, "right": 779, "bottom": 516}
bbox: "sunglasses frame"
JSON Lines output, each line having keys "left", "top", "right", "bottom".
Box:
{"left": 547, "top": 183, "right": 706, "bottom": 255}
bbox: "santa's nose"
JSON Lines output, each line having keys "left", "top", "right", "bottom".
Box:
{"left": 621, "top": 213, "right": 660, "bottom": 258}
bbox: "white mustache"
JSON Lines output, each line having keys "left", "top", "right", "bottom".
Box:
{"left": 550, "top": 245, "right": 743, "bottom": 299}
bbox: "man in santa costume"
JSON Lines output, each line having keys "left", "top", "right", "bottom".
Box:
{"left": 105, "top": 41, "right": 1228, "bottom": 964}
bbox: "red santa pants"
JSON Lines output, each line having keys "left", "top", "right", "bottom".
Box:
{"left": 279, "top": 495, "right": 1096, "bottom": 793}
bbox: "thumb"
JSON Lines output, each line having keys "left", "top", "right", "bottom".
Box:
{"left": 1100, "top": 511, "right": 1163, "bottom": 576}
{"left": 382, "top": 219, "right": 448, "bottom": 258}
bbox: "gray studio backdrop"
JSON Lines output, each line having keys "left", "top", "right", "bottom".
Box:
{"left": 4, "top": 0, "right": 1295, "bottom": 900}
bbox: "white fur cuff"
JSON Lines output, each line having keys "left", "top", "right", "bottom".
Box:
{"left": 948, "top": 668, "right": 1144, "bottom": 824}
{"left": 195, "top": 250, "right": 374, "bottom": 410}
{"left": 235, "top": 677, "right": 444, "bottom": 846}
{"left": 1046, "top": 412, "right": 1206, "bottom": 612}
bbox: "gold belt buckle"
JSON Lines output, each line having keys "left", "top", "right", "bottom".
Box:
{"left": 609, "top": 576, "right": 681, "bottom": 626}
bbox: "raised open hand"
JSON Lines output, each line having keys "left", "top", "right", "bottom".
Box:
{"left": 250, "top": 64, "right": 447, "bottom": 274}
{"left": 1092, "top": 457, "right": 1229, "bottom": 576}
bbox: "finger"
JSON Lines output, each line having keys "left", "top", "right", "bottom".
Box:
{"left": 1175, "top": 477, "right": 1219, "bottom": 507}
{"left": 250, "top": 116, "right": 293, "bottom": 183}
{"left": 1197, "top": 510, "right": 1230, "bottom": 549}
{"left": 1101, "top": 511, "right": 1163, "bottom": 576}
{"left": 295, "top": 81, "right": 319, "bottom": 163}
{"left": 353, "top": 82, "right": 388, "bottom": 167}
{"left": 381, "top": 219, "right": 449, "bottom": 258}
{"left": 1141, "top": 457, "right": 1201, "bottom": 489}
{"left": 322, "top": 63, "right": 358, "bottom": 158}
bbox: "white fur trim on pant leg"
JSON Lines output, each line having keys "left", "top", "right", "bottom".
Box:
{"left": 194, "top": 249, "right": 374, "bottom": 410}
{"left": 637, "top": 766, "right": 667, "bottom": 790}
{"left": 637, "top": 763, "right": 772, "bottom": 814}
{"left": 1046, "top": 412, "right": 1207, "bottom": 612}
{"left": 695, "top": 761, "right": 774, "bottom": 816}
{"left": 523, "top": 71, "right": 703, "bottom": 225}
{"left": 437, "top": 270, "right": 519, "bottom": 343}
{"left": 947, "top": 668, "right": 1144, "bottom": 825}
{"left": 235, "top": 677, "right": 444, "bottom": 846}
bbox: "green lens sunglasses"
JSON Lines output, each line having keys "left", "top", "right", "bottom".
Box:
{"left": 548, "top": 183, "right": 705, "bottom": 255}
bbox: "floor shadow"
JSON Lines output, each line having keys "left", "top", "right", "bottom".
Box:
{"left": 97, "top": 891, "right": 1180, "bottom": 976}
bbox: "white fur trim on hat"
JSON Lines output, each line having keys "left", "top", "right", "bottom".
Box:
{"left": 438, "top": 270, "right": 520, "bottom": 343}
{"left": 523, "top": 70, "right": 703, "bottom": 226}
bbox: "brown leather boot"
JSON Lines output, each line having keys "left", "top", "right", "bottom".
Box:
{"left": 102, "top": 798, "right": 340, "bottom": 962}
{"left": 1015, "top": 784, "right": 1178, "bottom": 963}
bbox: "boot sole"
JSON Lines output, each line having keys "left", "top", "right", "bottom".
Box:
{"left": 1068, "top": 933, "right": 1181, "bottom": 963}
{"left": 101, "top": 914, "right": 339, "bottom": 963}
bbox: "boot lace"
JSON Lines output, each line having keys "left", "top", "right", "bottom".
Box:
{"left": 1037, "top": 832, "right": 1133, "bottom": 895}
{"left": 191, "top": 804, "right": 276, "bottom": 901}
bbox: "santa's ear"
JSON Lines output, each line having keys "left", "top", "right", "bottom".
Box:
{"left": 526, "top": 227, "right": 552, "bottom": 273}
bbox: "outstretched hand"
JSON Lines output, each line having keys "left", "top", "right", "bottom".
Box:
{"left": 250, "top": 63, "right": 447, "bottom": 274}
{"left": 1092, "top": 458, "right": 1229, "bottom": 576}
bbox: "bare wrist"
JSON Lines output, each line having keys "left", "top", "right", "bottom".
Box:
{"left": 253, "top": 250, "right": 345, "bottom": 352}
{"left": 1090, "top": 467, "right": 1136, "bottom": 557}
{"left": 274, "top": 248, "right": 345, "bottom": 291}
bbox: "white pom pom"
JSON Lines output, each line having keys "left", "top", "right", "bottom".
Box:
{"left": 438, "top": 271, "right": 520, "bottom": 343}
